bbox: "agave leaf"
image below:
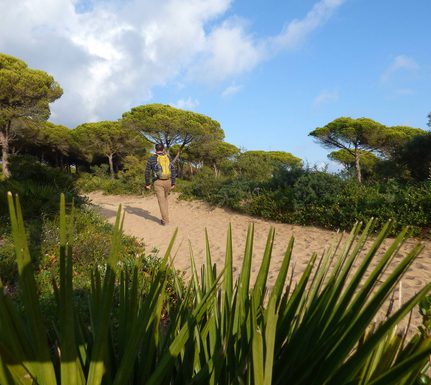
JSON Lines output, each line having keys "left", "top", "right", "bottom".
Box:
{"left": 252, "top": 227, "right": 275, "bottom": 309}
{"left": 337, "top": 224, "right": 409, "bottom": 326}
{"left": 146, "top": 271, "right": 222, "bottom": 385}
{"left": 327, "top": 283, "right": 431, "bottom": 385}
{"left": 251, "top": 296, "right": 264, "bottom": 385}
{"left": 189, "top": 241, "right": 203, "bottom": 303}
{"left": 233, "top": 223, "right": 254, "bottom": 335}
{"left": 58, "top": 194, "right": 85, "bottom": 385}
{"left": 86, "top": 205, "right": 124, "bottom": 385}
{"left": 268, "top": 236, "right": 294, "bottom": 310}
{"left": 223, "top": 224, "right": 233, "bottom": 310}
{"left": 327, "top": 242, "right": 424, "bottom": 365}
{"left": 367, "top": 337, "right": 431, "bottom": 385}
{"left": 113, "top": 229, "right": 179, "bottom": 385}
{"left": 7, "top": 193, "right": 57, "bottom": 385}
{"left": 0, "top": 345, "right": 34, "bottom": 385}
{"left": 204, "top": 229, "right": 215, "bottom": 292}
{"left": 263, "top": 295, "right": 278, "bottom": 385}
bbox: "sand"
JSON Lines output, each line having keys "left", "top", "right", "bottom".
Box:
{"left": 87, "top": 191, "right": 431, "bottom": 328}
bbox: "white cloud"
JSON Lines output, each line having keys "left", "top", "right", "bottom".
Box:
{"left": 171, "top": 97, "right": 199, "bottom": 110}
{"left": 314, "top": 89, "right": 339, "bottom": 106}
{"left": 381, "top": 55, "right": 420, "bottom": 82}
{"left": 269, "top": 0, "right": 345, "bottom": 51}
{"left": 0, "top": 0, "right": 345, "bottom": 127}
{"left": 190, "top": 18, "right": 263, "bottom": 82}
{"left": 222, "top": 84, "right": 242, "bottom": 97}
{"left": 192, "top": 0, "right": 345, "bottom": 83}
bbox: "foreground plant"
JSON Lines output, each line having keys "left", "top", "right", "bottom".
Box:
{"left": 0, "top": 193, "right": 430, "bottom": 384}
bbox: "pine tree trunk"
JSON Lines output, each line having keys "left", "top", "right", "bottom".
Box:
{"left": 108, "top": 154, "right": 115, "bottom": 178}
{"left": 0, "top": 129, "right": 11, "bottom": 179}
{"left": 355, "top": 149, "right": 362, "bottom": 183}
{"left": 173, "top": 148, "right": 182, "bottom": 164}
{"left": 213, "top": 164, "right": 219, "bottom": 178}
{"left": 173, "top": 141, "right": 188, "bottom": 164}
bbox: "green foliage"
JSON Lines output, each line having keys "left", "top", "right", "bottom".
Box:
{"left": 0, "top": 155, "right": 78, "bottom": 218}
{"left": 0, "top": 206, "right": 137, "bottom": 286}
{"left": 329, "top": 149, "right": 380, "bottom": 179}
{"left": 179, "top": 166, "right": 228, "bottom": 201}
{"left": 310, "top": 117, "right": 386, "bottom": 183}
{"left": 398, "top": 132, "right": 431, "bottom": 181}
{"left": 184, "top": 140, "right": 240, "bottom": 177}
{"left": 0, "top": 54, "right": 63, "bottom": 122}
{"left": 246, "top": 150, "right": 302, "bottom": 166}
{"left": 236, "top": 150, "right": 302, "bottom": 182}
{"left": 310, "top": 118, "right": 426, "bottom": 183}
{"left": 1, "top": 196, "right": 431, "bottom": 384}
{"left": 73, "top": 121, "right": 150, "bottom": 176}
{"left": 380, "top": 125, "right": 427, "bottom": 157}
{"left": 76, "top": 155, "right": 153, "bottom": 195}
{"left": 0, "top": 53, "right": 63, "bottom": 178}
{"left": 293, "top": 171, "right": 343, "bottom": 205}
{"left": 122, "top": 104, "right": 225, "bottom": 160}
{"left": 182, "top": 169, "right": 431, "bottom": 235}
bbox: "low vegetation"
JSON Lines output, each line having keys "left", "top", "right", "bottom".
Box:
{"left": 0, "top": 194, "right": 430, "bottom": 384}
{"left": 180, "top": 167, "right": 431, "bottom": 236}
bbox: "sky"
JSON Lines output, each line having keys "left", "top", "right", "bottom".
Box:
{"left": 0, "top": 0, "right": 430, "bottom": 168}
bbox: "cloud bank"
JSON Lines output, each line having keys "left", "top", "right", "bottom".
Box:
{"left": 0, "top": 0, "right": 345, "bottom": 127}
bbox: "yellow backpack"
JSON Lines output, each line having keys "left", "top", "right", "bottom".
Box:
{"left": 156, "top": 154, "right": 171, "bottom": 180}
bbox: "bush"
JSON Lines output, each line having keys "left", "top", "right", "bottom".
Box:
{"left": 181, "top": 168, "right": 431, "bottom": 236}
{"left": 293, "top": 171, "right": 344, "bottom": 206}
{"left": 0, "top": 155, "right": 79, "bottom": 219}
{"left": 0, "top": 205, "right": 168, "bottom": 296}
{"left": 179, "top": 166, "right": 227, "bottom": 201}
{"left": 77, "top": 156, "right": 151, "bottom": 195}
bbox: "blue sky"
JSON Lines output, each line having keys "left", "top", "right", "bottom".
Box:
{"left": 0, "top": 0, "right": 430, "bottom": 167}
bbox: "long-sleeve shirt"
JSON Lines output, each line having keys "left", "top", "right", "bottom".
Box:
{"left": 145, "top": 153, "right": 176, "bottom": 186}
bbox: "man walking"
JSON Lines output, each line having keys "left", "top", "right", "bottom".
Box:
{"left": 145, "top": 143, "right": 176, "bottom": 225}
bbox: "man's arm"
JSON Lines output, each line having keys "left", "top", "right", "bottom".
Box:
{"left": 145, "top": 157, "right": 152, "bottom": 186}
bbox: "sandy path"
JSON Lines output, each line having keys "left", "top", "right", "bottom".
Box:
{"left": 87, "top": 191, "right": 431, "bottom": 327}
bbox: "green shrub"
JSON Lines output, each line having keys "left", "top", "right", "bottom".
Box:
{"left": 293, "top": 171, "right": 343, "bottom": 206}
{"left": 181, "top": 168, "right": 431, "bottom": 236}
{"left": 179, "top": 166, "right": 227, "bottom": 201}
{"left": 76, "top": 155, "right": 152, "bottom": 195}
{"left": 0, "top": 155, "right": 79, "bottom": 219}
{"left": 0, "top": 205, "right": 165, "bottom": 299}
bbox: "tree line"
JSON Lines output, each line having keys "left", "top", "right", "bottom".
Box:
{"left": 0, "top": 53, "right": 300, "bottom": 180}
{"left": 1, "top": 52, "right": 430, "bottom": 184}
{"left": 310, "top": 117, "right": 431, "bottom": 182}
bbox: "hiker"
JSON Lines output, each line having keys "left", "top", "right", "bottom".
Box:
{"left": 145, "top": 143, "right": 176, "bottom": 225}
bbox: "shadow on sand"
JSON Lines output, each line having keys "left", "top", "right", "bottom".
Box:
{"left": 123, "top": 205, "right": 161, "bottom": 224}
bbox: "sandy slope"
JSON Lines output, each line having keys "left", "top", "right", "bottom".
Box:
{"left": 87, "top": 191, "right": 431, "bottom": 327}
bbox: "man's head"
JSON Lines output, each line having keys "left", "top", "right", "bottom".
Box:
{"left": 155, "top": 143, "right": 164, "bottom": 153}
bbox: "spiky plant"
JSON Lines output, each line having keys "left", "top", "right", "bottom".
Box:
{"left": 0, "top": 192, "right": 430, "bottom": 384}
